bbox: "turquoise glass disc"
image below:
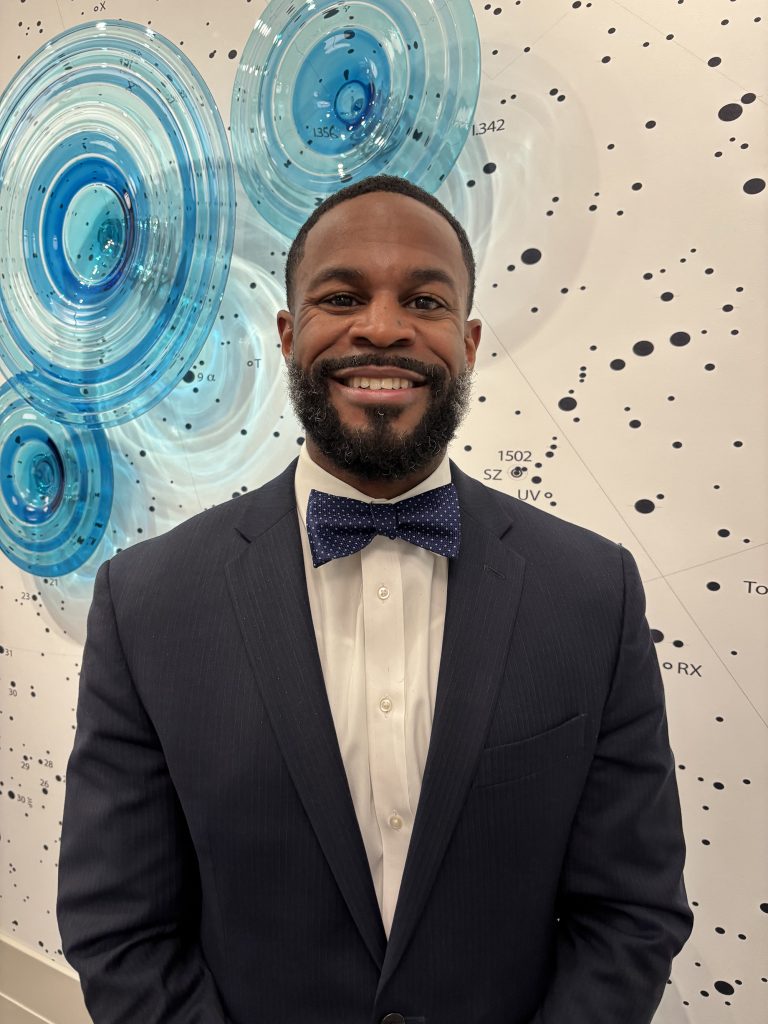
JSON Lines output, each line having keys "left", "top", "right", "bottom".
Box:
{"left": 60, "top": 183, "right": 130, "bottom": 286}
{"left": 291, "top": 28, "right": 391, "bottom": 157}
{"left": 0, "top": 384, "right": 113, "bottom": 576}
{"left": 0, "top": 21, "right": 235, "bottom": 427}
{"left": 231, "top": 0, "right": 480, "bottom": 238}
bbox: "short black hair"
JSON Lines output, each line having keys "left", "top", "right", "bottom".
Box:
{"left": 284, "top": 174, "right": 476, "bottom": 315}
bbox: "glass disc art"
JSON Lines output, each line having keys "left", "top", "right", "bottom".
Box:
{"left": 0, "top": 384, "right": 113, "bottom": 576}
{"left": 231, "top": 0, "right": 480, "bottom": 238}
{"left": 0, "top": 21, "right": 236, "bottom": 427}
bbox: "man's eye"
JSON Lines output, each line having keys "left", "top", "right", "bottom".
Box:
{"left": 410, "top": 296, "right": 443, "bottom": 311}
{"left": 324, "top": 294, "right": 359, "bottom": 307}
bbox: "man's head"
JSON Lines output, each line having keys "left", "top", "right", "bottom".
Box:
{"left": 285, "top": 175, "right": 476, "bottom": 316}
{"left": 277, "top": 175, "right": 482, "bottom": 492}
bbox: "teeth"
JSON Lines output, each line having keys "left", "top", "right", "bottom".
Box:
{"left": 346, "top": 376, "right": 414, "bottom": 390}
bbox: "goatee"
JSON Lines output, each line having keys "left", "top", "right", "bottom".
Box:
{"left": 285, "top": 354, "right": 474, "bottom": 481}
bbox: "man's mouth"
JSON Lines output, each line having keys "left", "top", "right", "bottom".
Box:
{"left": 330, "top": 367, "right": 429, "bottom": 391}
{"left": 337, "top": 376, "right": 419, "bottom": 390}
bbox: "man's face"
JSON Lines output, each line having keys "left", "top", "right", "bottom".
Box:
{"left": 277, "top": 192, "right": 482, "bottom": 482}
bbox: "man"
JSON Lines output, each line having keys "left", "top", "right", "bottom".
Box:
{"left": 57, "top": 175, "right": 692, "bottom": 1024}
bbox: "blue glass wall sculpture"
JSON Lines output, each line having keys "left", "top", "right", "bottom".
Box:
{"left": 0, "top": 21, "right": 236, "bottom": 427}
{"left": 231, "top": 0, "right": 480, "bottom": 237}
{"left": 0, "top": 383, "right": 113, "bottom": 576}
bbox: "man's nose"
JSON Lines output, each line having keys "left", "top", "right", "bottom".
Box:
{"left": 350, "top": 297, "right": 415, "bottom": 346}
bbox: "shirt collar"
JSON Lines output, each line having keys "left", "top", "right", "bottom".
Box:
{"left": 295, "top": 440, "right": 453, "bottom": 527}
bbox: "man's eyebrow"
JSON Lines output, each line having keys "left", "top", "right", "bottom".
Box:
{"left": 305, "top": 267, "right": 367, "bottom": 290}
{"left": 304, "top": 266, "right": 460, "bottom": 293}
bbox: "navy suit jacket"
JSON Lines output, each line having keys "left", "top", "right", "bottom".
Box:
{"left": 57, "top": 456, "right": 692, "bottom": 1024}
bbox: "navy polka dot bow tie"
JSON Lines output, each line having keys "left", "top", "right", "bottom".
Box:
{"left": 305, "top": 484, "right": 461, "bottom": 568}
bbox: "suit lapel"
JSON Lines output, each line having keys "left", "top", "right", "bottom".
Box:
{"left": 377, "top": 463, "right": 526, "bottom": 992}
{"left": 225, "top": 459, "right": 387, "bottom": 969}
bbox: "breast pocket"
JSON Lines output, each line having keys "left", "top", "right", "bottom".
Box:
{"left": 472, "top": 713, "right": 587, "bottom": 788}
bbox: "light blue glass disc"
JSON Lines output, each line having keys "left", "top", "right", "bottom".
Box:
{"left": 231, "top": 0, "right": 480, "bottom": 238}
{"left": 0, "top": 21, "right": 235, "bottom": 427}
{"left": 0, "top": 383, "right": 113, "bottom": 576}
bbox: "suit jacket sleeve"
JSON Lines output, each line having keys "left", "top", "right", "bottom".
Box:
{"left": 530, "top": 545, "right": 693, "bottom": 1024}
{"left": 57, "top": 558, "right": 230, "bottom": 1024}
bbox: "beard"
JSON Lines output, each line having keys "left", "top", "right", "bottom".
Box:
{"left": 285, "top": 352, "right": 474, "bottom": 481}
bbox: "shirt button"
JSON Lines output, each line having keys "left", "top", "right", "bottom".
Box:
{"left": 388, "top": 813, "right": 403, "bottom": 830}
{"left": 377, "top": 585, "right": 390, "bottom": 600}
{"left": 379, "top": 696, "right": 392, "bottom": 714}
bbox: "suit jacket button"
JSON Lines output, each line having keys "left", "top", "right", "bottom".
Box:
{"left": 380, "top": 1015, "right": 406, "bottom": 1024}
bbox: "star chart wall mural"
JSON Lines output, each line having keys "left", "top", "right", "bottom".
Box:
{"left": 0, "top": 2, "right": 765, "bottom": 1023}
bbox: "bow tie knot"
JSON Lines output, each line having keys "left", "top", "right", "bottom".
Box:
{"left": 368, "top": 502, "right": 398, "bottom": 540}
{"left": 305, "top": 483, "right": 461, "bottom": 568}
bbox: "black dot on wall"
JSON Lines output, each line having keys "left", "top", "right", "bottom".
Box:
{"left": 633, "top": 340, "right": 654, "bottom": 356}
{"left": 706, "top": 581, "right": 721, "bottom": 591}
{"left": 228, "top": 49, "right": 238, "bottom": 59}
{"left": 558, "top": 396, "right": 577, "bottom": 411}
{"left": 521, "top": 248, "right": 542, "bottom": 264}
{"left": 743, "top": 178, "right": 765, "bottom": 194}
{"left": 610, "top": 359, "right": 625, "bottom": 370}
{"left": 635, "top": 499, "right": 655, "bottom": 514}
{"left": 661, "top": 292, "right": 674, "bottom": 301}
{"left": 708, "top": 56, "right": 722, "bottom": 67}
{"left": 714, "top": 981, "right": 735, "bottom": 996}
{"left": 718, "top": 103, "right": 743, "bottom": 121}
{"left": 670, "top": 331, "right": 691, "bottom": 346}
{"left": 483, "top": 162, "right": 497, "bottom": 174}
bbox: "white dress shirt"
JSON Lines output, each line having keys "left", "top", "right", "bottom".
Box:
{"left": 294, "top": 441, "right": 451, "bottom": 937}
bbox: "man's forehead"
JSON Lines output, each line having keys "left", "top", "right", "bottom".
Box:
{"left": 303, "top": 263, "right": 460, "bottom": 297}
{"left": 307, "top": 192, "right": 457, "bottom": 245}
{"left": 298, "top": 192, "right": 465, "bottom": 277}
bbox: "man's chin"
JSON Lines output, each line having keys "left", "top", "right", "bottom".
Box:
{"left": 308, "top": 422, "right": 438, "bottom": 482}
{"left": 286, "top": 361, "right": 473, "bottom": 481}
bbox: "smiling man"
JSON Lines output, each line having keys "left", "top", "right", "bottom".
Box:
{"left": 279, "top": 183, "right": 480, "bottom": 495}
{"left": 58, "top": 176, "right": 692, "bottom": 1024}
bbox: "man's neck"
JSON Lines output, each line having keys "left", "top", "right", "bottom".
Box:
{"left": 305, "top": 438, "right": 446, "bottom": 499}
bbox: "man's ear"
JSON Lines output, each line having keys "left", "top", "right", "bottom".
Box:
{"left": 277, "top": 310, "right": 294, "bottom": 362}
{"left": 465, "top": 318, "right": 482, "bottom": 370}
